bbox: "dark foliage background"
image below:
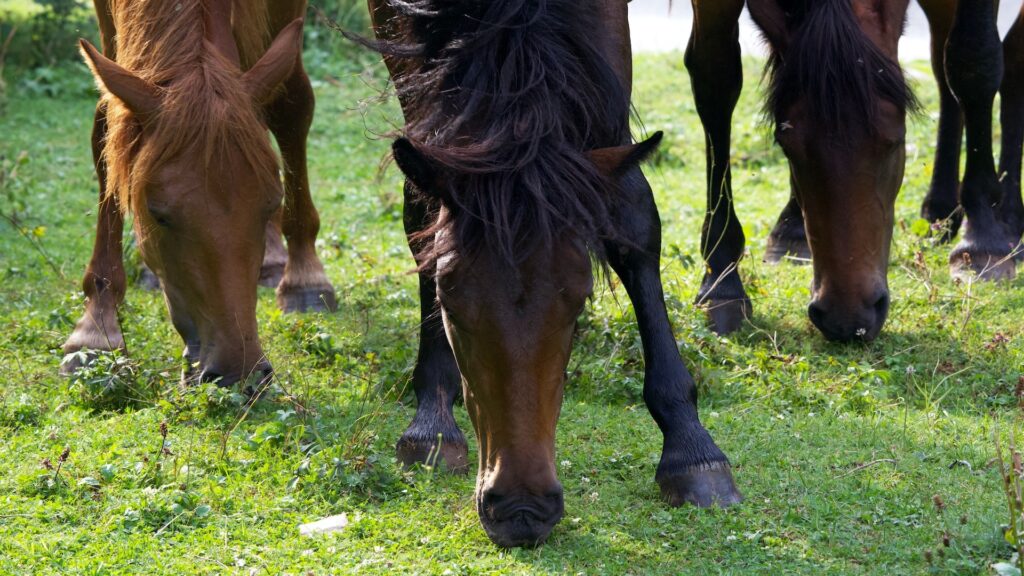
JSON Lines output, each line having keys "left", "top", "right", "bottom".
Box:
{"left": 0, "top": 0, "right": 372, "bottom": 104}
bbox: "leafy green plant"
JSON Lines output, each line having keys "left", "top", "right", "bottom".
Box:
{"left": 65, "top": 350, "right": 145, "bottom": 410}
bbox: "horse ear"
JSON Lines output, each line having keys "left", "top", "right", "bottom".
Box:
{"left": 747, "top": 0, "right": 790, "bottom": 51}
{"left": 241, "top": 18, "right": 303, "bottom": 104}
{"left": 588, "top": 131, "right": 663, "bottom": 178}
{"left": 79, "top": 39, "right": 161, "bottom": 120}
{"left": 392, "top": 138, "right": 448, "bottom": 200}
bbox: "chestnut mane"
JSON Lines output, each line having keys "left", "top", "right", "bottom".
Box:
{"left": 98, "top": 0, "right": 279, "bottom": 217}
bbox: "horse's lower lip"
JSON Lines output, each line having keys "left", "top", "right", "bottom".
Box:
{"left": 478, "top": 506, "right": 564, "bottom": 548}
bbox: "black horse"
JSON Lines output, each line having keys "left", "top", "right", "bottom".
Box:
{"left": 367, "top": 0, "right": 740, "bottom": 548}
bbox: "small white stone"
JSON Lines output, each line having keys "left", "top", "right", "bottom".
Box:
{"left": 299, "top": 513, "right": 349, "bottom": 536}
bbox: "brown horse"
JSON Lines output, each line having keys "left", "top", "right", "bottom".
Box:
{"left": 757, "top": 0, "right": 1024, "bottom": 281}
{"left": 61, "top": 0, "right": 335, "bottom": 386}
{"left": 368, "top": 0, "right": 740, "bottom": 548}
{"left": 688, "top": 0, "right": 916, "bottom": 341}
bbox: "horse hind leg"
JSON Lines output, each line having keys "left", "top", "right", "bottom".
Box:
{"left": 259, "top": 208, "right": 287, "bottom": 288}
{"left": 394, "top": 183, "right": 468, "bottom": 473}
{"left": 919, "top": 0, "right": 964, "bottom": 241}
{"left": 61, "top": 104, "right": 128, "bottom": 374}
{"left": 685, "top": 0, "right": 750, "bottom": 334}
{"left": 763, "top": 182, "right": 811, "bottom": 264}
{"left": 998, "top": 2, "right": 1024, "bottom": 244}
{"left": 265, "top": 64, "right": 338, "bottom": 312}
{"left": 945, "top": 0, "right": 1017, "bottom": 279}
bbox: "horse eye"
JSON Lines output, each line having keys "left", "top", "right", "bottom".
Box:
{"left": 147, "top": 206, "right": 173, "bottom": 228}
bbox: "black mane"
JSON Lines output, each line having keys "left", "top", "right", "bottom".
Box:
{"left": 764, "top": 0, "right": 917, "bottom": 137}
{"left": 385, "top": 0, "right": 631, "bottom": 265}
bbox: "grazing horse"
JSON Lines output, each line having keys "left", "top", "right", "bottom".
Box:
{"left": 688, "top": 0, "right": 916, "bottom": 341}
{"left": 62, "top": 0, "right": 336, "bottom": 386}
{"left": 917, "top": 0, "right": 1024, "bottom": 278}
{"left": 368, "top": 0, "right": 741, "bottom": 548}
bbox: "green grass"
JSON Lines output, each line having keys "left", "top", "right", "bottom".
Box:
{"left": 1, "top": 52, "right": 1023, "bottom": 574}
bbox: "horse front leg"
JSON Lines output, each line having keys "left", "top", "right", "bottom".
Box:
{"left": 393, "top": 183, "right": 468, "bottom": 473}
{"left": 265, "top": 65, "right": 338, "bottom": 312}
{"left": 605, "top": 166, "right": 741, "bottom": 507}
{"left": 61, "top": 104, "right": 127, "bottom": 373}
{"left": 944, "top": 0, "right": 1017, "bottom": 278}
{"left": 998, "top": 2, "right": 1024, "bottom": 243}
{"left": 919, "top": 0, "right": 964, "bottom": 240}
{"left": 685, "top": 0, "right": 749, "bottom": 334}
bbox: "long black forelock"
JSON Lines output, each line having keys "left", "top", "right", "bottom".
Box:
{"left": 387, "top": 0, "right": 631, "bottom": 267}
{"left": 764, "top": 0, "right": 918, "bottom": 137}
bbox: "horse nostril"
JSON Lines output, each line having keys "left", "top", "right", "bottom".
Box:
{"left": 200, "top": 370, "right": 225, "bottom": 385}
{"left": 807, "top": 301, "right": 826, "bottom": 330}
{"left": 872, "top": 291, "right": 890, "bottom": 320}
{"left": 252, "top": 362, "right": 274, "bottom": 383}
{"left": 482, "top": 490, "right": 505, "bottom": 507}
{"left": 481, "top": 490, "right": 506, "bottom": 519}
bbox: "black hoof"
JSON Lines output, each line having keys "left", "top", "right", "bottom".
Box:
{"left": 702, "top": 298, "right": 752, "bottom": 335}
{"left": 277, "top": 285, "right": 338, "bottom": 313}
{"left": 396, "top": 431, "right": 470, "bottom": 474}
{"left": 137, "top": 266, "right": 161, "bottom": 291}
{"left": 949, "top": 246, "right": 1016, "bottom": 281}
{"left": 764, "top": 233, "right": 811, "bottom": 264}
{"left": 658, "top": 461, "right": 743, "bottom": 508}
{"left": 259, "top": 263, "right": 284, "bottom": 289}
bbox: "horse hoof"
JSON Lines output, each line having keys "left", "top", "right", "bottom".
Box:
{"left": 703, "top": 298, "right": 752, "bottom": 335}
{"left": 59, "top": 349, "right": 99, "bottom": 376}
{"left": 949, "top": 247, "right": 1016, "bottom": 281}
{"left": 764, "top": 235, "right": 811, "bottom": 264}
{"left": 137, "top": 266, "right": 161, "bottom": 291}
{"left": 277, "top": 285, "right": 337, "bottom": 313}
{"left": 259, "top": 263, "right": 285, "bottom": 288}
{"left": 396, "top": 432, "right": 470, "bottom": 474}
{"left": 658, "top": 461, "right": 742, "bottom": 508}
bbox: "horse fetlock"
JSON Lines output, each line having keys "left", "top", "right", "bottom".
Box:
{"left": 657, "top": 460, "right": 742, "bottom": 508}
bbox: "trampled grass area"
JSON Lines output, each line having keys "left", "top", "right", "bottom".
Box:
{"left": 1, "top": 51, "right": 1023, "bottom": 574}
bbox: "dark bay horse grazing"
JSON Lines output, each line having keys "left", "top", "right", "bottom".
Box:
{"left": 688, "top": 0, "right": 916, "bottom": 341}
{"left": 916, "top": 0, "right": 1024, "bottom": 278}
{"left": 62, "top": 0, "right": 335, "bottom": 386}
{"left": 368, "top": 0, "right": 741, "bottom": 548}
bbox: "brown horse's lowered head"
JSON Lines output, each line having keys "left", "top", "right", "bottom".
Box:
{"left": 79, "top": 5, "right": 304, "bottom": 386}
{"left": 750, "top": 0, "right": 915, "bottom": 341}
{"left": 393, "top": 135, "right": 662, "bottom": 547}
